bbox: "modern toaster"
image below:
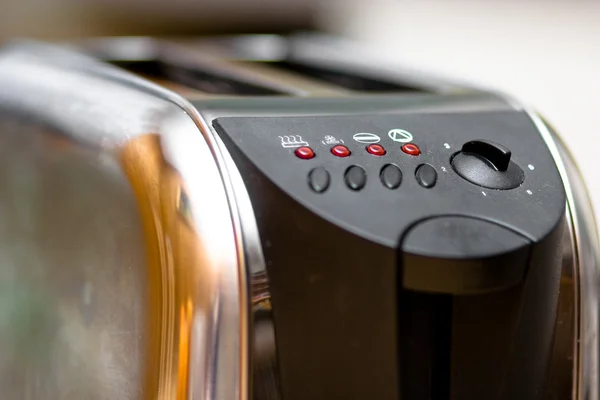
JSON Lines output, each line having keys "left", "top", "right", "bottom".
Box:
{"left": 0, "top": 33, "right": 597, "bottom": 400}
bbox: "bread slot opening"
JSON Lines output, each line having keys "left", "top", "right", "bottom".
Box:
{"left": 262, "top": 60, "right": 427, "bottom": 93}
{"left": 109, "top": 59, "right": 287, "bottom": 96}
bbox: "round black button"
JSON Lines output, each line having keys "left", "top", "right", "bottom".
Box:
{"left": 308, "top": 167, "right": 330, "bottom": 193}
{"left": 345, "top": 165, "right": 367, "bottom": 191}
{"left": 380, "top": 164, "right": 402, "bottom": 189}
{"left": 415, "top": 164, "right": 437, "bottom": 188}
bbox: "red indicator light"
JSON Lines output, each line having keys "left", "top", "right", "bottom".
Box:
{"left": 367, "top": 144, "right": 386, "bottom": 156}
{"left": 331, "top": 145, "right": 351, "bottom": 157}
{"left": 402, "top": 143, "right": 421, "bottom": 156}
{"left": 295, "top": 146, "right": 315, "bottom": 159}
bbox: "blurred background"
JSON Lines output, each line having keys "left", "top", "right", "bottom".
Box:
{"left": 0, "top": 0, "right": 598, "bottom": 207}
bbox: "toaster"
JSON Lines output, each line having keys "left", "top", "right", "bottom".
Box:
{"left": 0, "top": 33, "right": 597, "bottom": 400}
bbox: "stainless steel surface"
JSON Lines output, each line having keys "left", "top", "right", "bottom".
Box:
{"left": 525, "top": 108, "right": 600, "bottom": 400}
{"left": 546, "top": 220, "right": 577, "bottom": 400}
{"left": 0, "top": 41, "right": 249, "bottom": 399}
{"left": 0, "top": 112, "right": 147, "bottom": 399}
{"left": 75, "top": 35, "right": 470, "bottom": 99}
{"left": 74, "top": 36, "right": 352, "bottom": 97}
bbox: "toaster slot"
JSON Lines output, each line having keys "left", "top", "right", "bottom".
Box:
{"left": 263, "top": 60, "right": 426, "bottom": 93}
{"left": 229, "top": 61, "right": 351, "bottom": 97}
{"left": 109, "top": 59, "right": 287, "bottom": 96}
{"left": 156, "top": 42, "right": 349, "bottom": 97}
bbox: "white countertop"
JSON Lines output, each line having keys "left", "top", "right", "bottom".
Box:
{"left": 319, "top": 0, "right": 600, "bottom": 211}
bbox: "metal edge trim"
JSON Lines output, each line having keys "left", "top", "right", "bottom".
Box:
{"left": 524, "top": 106, "right": 598, "bottom": 400}
{"left": 73, "top": 44, "right": 252, "bottom": 400}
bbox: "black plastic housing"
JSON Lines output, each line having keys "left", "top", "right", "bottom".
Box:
{"left": 200, "top": 93, "right": 566, "bottom": 400}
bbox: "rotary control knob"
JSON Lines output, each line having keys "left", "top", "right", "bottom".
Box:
{"left": 451, "top": 140, "right": 524, "bottom": 190}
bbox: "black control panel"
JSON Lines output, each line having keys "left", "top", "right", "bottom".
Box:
{"left": 212, "top": 106, "right": 566, "bottom": 400}
{"left": 213, "top": 110, "right": 564, "bottom": 249}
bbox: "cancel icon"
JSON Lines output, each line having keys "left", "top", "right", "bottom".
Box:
{"left": 353, "top": 132, "right": 381, "bottom": 144}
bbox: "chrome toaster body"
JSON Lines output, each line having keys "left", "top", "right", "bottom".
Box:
{"left": 0, "top": 34, "right": 597, "bottom": 399}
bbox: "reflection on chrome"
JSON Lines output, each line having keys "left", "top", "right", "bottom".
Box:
{"left": 527, "top": 110, "right": 600, "bottom": 400}
{"left": 0, "top": 41, "right": 248, "bottom": 399}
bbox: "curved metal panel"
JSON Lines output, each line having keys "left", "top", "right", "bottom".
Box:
{"left": 0, "top": 41, "right": 248, "bottom": 400}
